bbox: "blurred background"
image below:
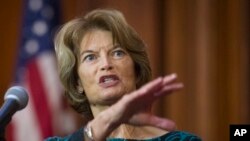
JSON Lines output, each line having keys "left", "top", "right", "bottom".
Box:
{"left": 0, "top": 0, "right": 249, "bottom": 141}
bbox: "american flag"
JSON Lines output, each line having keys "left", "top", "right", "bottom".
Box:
{"left": 7, "top": 0, "right": 76, "bottom": 140}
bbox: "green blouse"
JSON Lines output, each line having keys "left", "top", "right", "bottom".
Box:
{"left": 45, "top": 128, "right": 202, "bottom": 141}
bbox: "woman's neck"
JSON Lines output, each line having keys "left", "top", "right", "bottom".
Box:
{"left": 89, "top": 103, "right": 168, "bottom": 139}
{"left": 90, "top": 104, "right": 110, "bottom": 117}
{"left": 109, "top": 124, "right": 135, "bottom": 138}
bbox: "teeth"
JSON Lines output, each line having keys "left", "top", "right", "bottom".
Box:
{"left": 104, "top": 78, "right": 114, "bottom": 83}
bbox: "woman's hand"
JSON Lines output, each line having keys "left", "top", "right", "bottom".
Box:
{"left": 109, "top": 73, "right": 183, "bottom": 130}
{"left": 88, "top": 73, "right": 183, "bottom": 140}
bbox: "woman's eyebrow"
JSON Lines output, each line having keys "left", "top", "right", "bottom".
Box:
{"left": 80, "top": 50, "right": 94, "bottom": 56}
{"left": 80, "top": 44, "right": 122, "bottom": 56}
{"left": 112, "top": 44, "right": 122, "bottom": 49}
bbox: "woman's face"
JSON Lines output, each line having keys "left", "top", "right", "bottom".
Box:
{"left": 78, "top": 29, "right": 136, "bottom": 105}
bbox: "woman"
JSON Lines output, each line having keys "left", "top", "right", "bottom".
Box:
{"left": 46, "top": 9, "right": 201, "bottom": 141}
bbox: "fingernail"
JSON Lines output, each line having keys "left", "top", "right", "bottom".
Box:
{"left": 170, "top": 73, "right": 177, "bottom": 78}
{"left": 163, "top": 73, "right": 176, "bottom": 82}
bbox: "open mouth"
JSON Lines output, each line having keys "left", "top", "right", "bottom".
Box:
{"left": 99, "top": 75, "right": 119, "bottom": 88}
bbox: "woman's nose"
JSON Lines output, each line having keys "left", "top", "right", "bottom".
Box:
{"left": 100, "top": 57, "right": 113, "bottom": 71}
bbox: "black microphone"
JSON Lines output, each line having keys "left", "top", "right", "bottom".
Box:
{"left": 0, "top": 86, "right": 29, "bottom": 129}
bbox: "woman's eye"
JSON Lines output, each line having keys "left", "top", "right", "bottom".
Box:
{"left": 83, "top": 54, "right": 96, "bottom": 62}
{"left": 113, "top": 50, "right": 125, "bottom": 58}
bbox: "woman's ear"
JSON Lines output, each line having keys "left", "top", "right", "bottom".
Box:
{"left": 77, "top": 79, "right": 84, "bottom": 93}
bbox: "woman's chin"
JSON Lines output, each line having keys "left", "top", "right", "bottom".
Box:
{"left": 100, "top": 86, "right": 124, "bottom": 95}
{"left": 94, "top": 86, "right": 135, "bottom": 105}
{"left": 98, "top": 90, "right": 124, "bottom": 104}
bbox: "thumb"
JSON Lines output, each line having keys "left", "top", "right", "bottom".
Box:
{"left": 146, "top": 115, "right": 176, "bottom": 131}
{"left": 129, "top": 113, "right": 176, "bottom": 131}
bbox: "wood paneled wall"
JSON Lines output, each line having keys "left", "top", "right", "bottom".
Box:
{"left": 0, "top": 1, "right": 22, "bottom": 103}
{"left": 1, "top": 0, "right": 249, "bottom": 140}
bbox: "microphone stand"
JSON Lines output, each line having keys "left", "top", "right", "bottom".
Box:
{"left": 0, "top": 127, "right": 6, "bottom": 141}
{"left": 0, "top": 99, "right": 16, "bottom": 141}
{"left": 0, "top": 115, "right": 11, "bottom": 141}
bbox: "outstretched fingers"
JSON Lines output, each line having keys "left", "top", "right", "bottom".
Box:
{"left": 163, "top": 73, "right": 178, "bottom": 85}
{"left": 136, "top": 77, "right": 164, "bottom": 96}
{"left": 111, "top": 73, "right": 183, "bottom": 130}
{"left": 135, "top": 74, "right": 175, "bottom": 97}
{"left": 123, "top": 74, "right": 183, "bottom": 110}
{"left": 124, "top": 77, "right": 164, "bottom": 104}
{"left": 135, "top": 73, "right": 183, "bottom": 98}
{"left": 154, "top": 82, "right": 183, "bottom": 97}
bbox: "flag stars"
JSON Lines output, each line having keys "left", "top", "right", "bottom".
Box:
{"left": 25, "top": 39, "right": 39, "bottom": 55}
{"left": 29, "top": 0, "right": 43, "bottom": 12}
{"left": 13, "top": 0, "right": 61, "bottom": 139}
{"left": 32, "top": 20, "right": 48, "bottom": 36}
{"left": 20, "top": 0, "right": 58, "bottom": 61}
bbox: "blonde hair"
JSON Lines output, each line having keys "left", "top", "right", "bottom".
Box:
{"left": 54, "top": 9, "right": 152, "bottom": 117}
